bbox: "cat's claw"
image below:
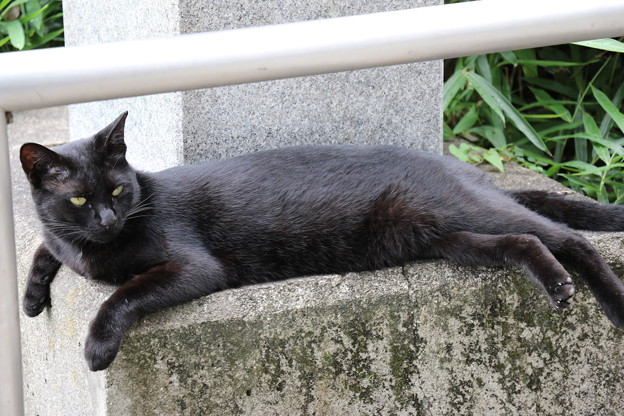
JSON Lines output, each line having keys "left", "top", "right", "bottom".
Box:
{"left": 549, "top": 276, "right": 575, "bottom": 309}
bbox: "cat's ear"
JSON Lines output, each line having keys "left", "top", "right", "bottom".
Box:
{"left": 20, "top": 143, "right": 69, "bottom": 187}
{"left": 94, "top": 111, "right": 128, "bottom": 161}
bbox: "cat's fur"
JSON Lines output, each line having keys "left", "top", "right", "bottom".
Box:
{"left": 20, "top": 112, "right": 624, "bottom": 371}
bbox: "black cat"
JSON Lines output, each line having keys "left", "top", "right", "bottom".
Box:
{"left": 20, "top": 112, "right": 624, "bottom": 371}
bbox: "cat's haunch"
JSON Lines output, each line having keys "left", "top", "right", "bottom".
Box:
{"left": 21, "top": 111, "right": 624, "bottom": 371}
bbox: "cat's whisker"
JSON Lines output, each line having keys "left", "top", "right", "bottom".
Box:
{"left": 126, "top": 192, "right": 155, "bottom": 219}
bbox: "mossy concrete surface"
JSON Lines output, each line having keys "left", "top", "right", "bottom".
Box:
{"left": 11, "top": 108, "right": 624, "bottom": 416}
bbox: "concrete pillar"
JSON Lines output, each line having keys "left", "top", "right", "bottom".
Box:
{"left": 63, "top": 0, "right": 442, "bottom": 171}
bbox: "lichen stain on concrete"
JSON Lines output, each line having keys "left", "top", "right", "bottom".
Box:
{"left": 110, "top": 295, "right": 432, "bottom": 415}
{"left": 410, "top": 263, "right": 624, "bottom": 416}
{"left": 106, "top": 263, "right": 624, "bottom": 416}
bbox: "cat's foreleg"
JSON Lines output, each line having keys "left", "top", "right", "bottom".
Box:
{"left": 507, "top": 190, "right": 624, "bottom": 231}
{"left": 23, "top": 243, "right": 62, "bottom": 317}
{"left": 84, "top": 258, "right": 224, "bottom": 371}
{"left": 427, "top": 231, "right": 575, "bottom": 308}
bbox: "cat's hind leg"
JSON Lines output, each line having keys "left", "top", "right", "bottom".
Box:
{"left": 541, "top": 232, "right": 624, "bottom": 329}
{"left": 426, "top": 231, "right": 575, "bottom": 308}
{"left": 507, "top": 190, "right": 624, "bottom": 231}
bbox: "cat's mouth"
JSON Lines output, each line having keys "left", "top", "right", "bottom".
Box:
{"left": 88, "top": 224, "right": 124, "bottom": 244}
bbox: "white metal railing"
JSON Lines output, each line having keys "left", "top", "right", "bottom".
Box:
{"left": 1, "top": 0, "right": 623, "bottom": 414}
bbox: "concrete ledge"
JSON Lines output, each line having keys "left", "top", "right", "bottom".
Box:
{"left": 11, "top": 109, "right": 624, "bottom": 415}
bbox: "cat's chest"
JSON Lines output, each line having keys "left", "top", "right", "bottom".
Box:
{"left": 48, "top": 235, "right": 157, "bottom": 283}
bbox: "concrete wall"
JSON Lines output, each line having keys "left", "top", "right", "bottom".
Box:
{"left": 62, "top": 0, "right": 442, "bottom": 171}
{"left": 11, "top": 108, "right": 624, "bottom": 416}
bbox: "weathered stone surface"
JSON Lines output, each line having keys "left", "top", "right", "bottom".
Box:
{"left": 62, "top": 0, "right": 442, "bottom": 171}
{"left": 11, "top": 108, "right": 624, "bottom": 416}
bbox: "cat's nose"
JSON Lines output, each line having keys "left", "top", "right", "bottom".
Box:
{"left": 99, "top": 208, "right": 117, "bottom": 229}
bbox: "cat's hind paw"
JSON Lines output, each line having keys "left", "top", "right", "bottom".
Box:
{"left": 548, "top": 276, "right": 575, "bottom": 309}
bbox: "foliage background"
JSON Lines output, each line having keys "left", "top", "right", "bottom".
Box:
{"left": 444, "top": 40, "right": 624, "bottom": 204}
{"left": 0, "top": 0, "right": 63, "bottom": 52}
{"left": 443, "top": 2, "right": 624, "bottom": 203}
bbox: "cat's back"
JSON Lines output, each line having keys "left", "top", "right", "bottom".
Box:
{"left": 145, "top": 145, "right": 499, "bottom": 233}
{"left": 154, "top": 145, "right": 490, "bottom": 192}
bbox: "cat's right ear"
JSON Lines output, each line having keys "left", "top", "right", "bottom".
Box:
{"left": 20, "top": 143, "right": 69, "bottom": 187}
{"left": 94, "top": 111, "right": 128, "bottom": 162}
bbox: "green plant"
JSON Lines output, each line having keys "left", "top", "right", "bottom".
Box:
{"left": 444, "top": 39, "right": 624, "bottom": 203}
{"left": 0, "top": 0, "right": 63, "bottom": 52}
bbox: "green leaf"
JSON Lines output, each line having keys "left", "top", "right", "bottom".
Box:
{"left": 443, "top": 70, "right": 467, "bottom": 110}
{"left": 465, "top": 71, "right": 505, "bottom": 124}
{"left": 560, "top": 160, "right": 596, "bottom": 172}
{"left": 593, "top": 144, "right": 611, "bottom": 165}
{"left": 522, "top": 113, "right": 570, "bottom": 120}
{"left": 515, "top": 49, "right": 538, "bottom": 78}
{"left": 564, "top": 160, "right": 624, "bottom": 174}
{"left": 529, "top": 87, "right": 572, "bottom": 122}
{"left": 600, "top": 82, "right": 624, "bottom": 137}
{"left": 23, "top": 26, "right": 62, "bottom": 49}
{"left": 516, "top": 59, "right": 593, "bottom": 67}
{"left": 483, "top": 148, "right": 504, "bottom": 172}
{"left": 597, "top": 185, "right": 609, "bottom": 204}
{"left": 592, "top": 86, "right": 624, "bottom": 135}
{"left": 538, "top": 120, "right": 583, "bottom": 137}
{"left": 525, "top": 77, "right": 578, "bottom": 99}
{"left": 466, "top": 71, "right": 547, "bottom": 152}
{"left": 476, "top": 55, "right": 492, "bottom": 82}
{"left": 452, "top": 105, "right": 478, "bottom": 135}
{"left": 448, "top": 143, "right": 470, "bottom": 162}
{"left": 581, "top": 134, "right": 624, "bottom": 156}
{"left": 574, "top": 136, "right": 588, "bottom": 163}
{"left": 20, "top": 1, "right": 46, "bottom": 32}
{"left": 6, "top": 19, "right": 25, "bottom": 49}
{"left": 499, "top": 51, "right": 518, "bottom": 65}
{"left": 469, "top": 125, "right": 507, "bottom": 148}
{"left": 582, "top": 110, "right": 602, "bottom": 139}
{"left": 559, "top": 174, "right": 598, "bottom": 191}
{"left": 572, "top": 38, "right": 624, "bottom": 53}
{"left": 443, "top": 123, "right": 454, "bottom": 140}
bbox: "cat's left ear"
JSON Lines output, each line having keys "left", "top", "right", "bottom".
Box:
{"left": 94, "top": 111, "right": 128, "bottom": 161}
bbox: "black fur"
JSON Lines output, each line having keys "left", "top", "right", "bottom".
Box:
{"left": 20, "top": 112, "right": 624, "bottom": 371}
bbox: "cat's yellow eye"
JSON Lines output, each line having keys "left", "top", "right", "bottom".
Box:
{"left": 112, "top": 185, "right": 124, "bottom": 197}
{"left": 70, "top": 196, "right": 87, "bottom": 207}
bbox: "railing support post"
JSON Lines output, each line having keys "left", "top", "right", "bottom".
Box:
{"left": 0, "top": 110, "right": 24, "bottom": 416}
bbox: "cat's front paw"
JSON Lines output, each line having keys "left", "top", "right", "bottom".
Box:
{"left": 84, "top": 331, "right": 122, "bottom": 371}
{"left": 23, "top": 282, "right": 51, "bottom": 317}
{"left": 547, "top": 276, "right": 575, "bottom": 309}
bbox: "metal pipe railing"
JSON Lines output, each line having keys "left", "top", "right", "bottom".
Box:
{"left": 0, "top": 111, "right": 24, "bottom": 416}
{"left": 1, "top": 0, "right": 624, "bottom": 111}
{"left": 1, "top": 0, "right": 624, "bottom": 414}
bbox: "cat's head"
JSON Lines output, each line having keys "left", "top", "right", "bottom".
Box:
{"left": 20, "top": 112, "right": 141, "bottom": 244}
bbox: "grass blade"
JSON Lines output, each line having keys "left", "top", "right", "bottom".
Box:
{"left": 529, "top": 87, "right": 572, "bottom": 122}
{"left": 466, "top": 71, "right": 547, "bottom": 152}
{"left": 443, "top": 70, "right": 467, "bottom": 110}
{"left": 592, "top": 86, "right": 624, "bottom": 135}
{"left": 572, "top": 38, "right": 624, "bottom": 53}
{"left": 452, "top": 106, "right": 478, "bottom": 135}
